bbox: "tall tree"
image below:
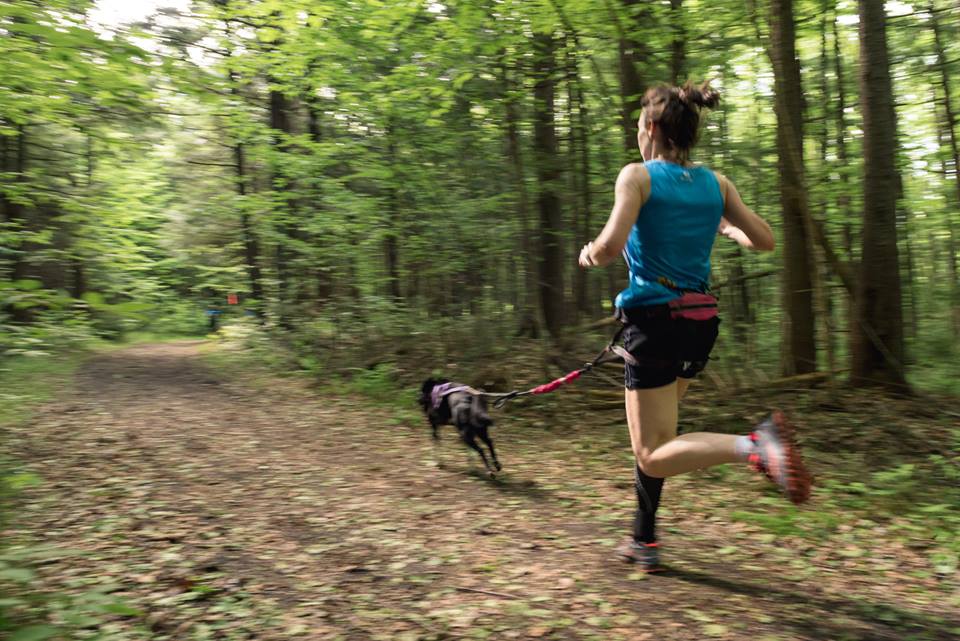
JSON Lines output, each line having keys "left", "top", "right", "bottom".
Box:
{"left": 669, "top": 0, "right": 686, "bottom": 85}
{"left": 616, "top": 0, "right": 646, "bottom": 159}
{"left": 221, "top": 15, "right": 265, "bottom": 311}
{"left": 502, "top": 58, "right": 539, "bottom": 337}
{"left": 852, "top": 0, "right": 907, "bottom": 388}
{"left": 768, "top": 0, "right": 817, "bottom": 374}
{"left": 929, "top": 2, "right": 960, "bottom": 335}
{"left": 268, "top": 88, "right": 297, "bottom": 325}
{"left": 1, "top": 127, "right": 31, "bottom": 323}
{"left": 533, "top": 32, "right": 565, "bottom": 338}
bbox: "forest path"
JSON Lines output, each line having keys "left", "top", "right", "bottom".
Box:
{"left": 7, "top": 341, "right": 956, "bottom": 641}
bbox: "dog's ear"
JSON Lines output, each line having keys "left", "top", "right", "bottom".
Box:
{"left": 419, "top": 378, "right": 437, "bottom": 411}
{"left": 421, "top": 379, "right": 436, "bottom": 395}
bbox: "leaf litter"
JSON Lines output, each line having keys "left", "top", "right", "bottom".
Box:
{"left": 2, "top": 341, "right": 958, "bottom": 641}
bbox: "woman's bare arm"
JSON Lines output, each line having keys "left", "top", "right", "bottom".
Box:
{"left": 715, "top": 173, "right": 775, "bottom": 252}
{"left": 579, "top": 163, "right": 649, "bottom": 267}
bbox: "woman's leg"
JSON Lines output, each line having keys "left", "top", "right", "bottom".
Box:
{"left": 624, "top": 382, "right": 679, "bottom": 550}
{"left": 627, "top": 383, "right": 741, "bottom": 478}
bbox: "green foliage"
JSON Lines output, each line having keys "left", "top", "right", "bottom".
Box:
{"left": 341, "top": 363, "right": 404, "bottom": 400}
{"left": 0, "top": 538, "right": 143, "bottom": 641}
{"left": 908, "top": 321, "right": 960, "bottom": 395}
{"left": 0, "top": 350, "right": 87, "bottom": 426}
{"left": 1, "top": 0, "right": 958, "bottom": 390}
{"left": 733, "top": 448, "right": 960, "bottom": 570}
{"left": 0, "top": 352, "right": 142, "bottom": 636}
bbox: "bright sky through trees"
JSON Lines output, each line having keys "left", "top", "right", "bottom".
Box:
{"left": 90, "top": 0, "right": 190, "bottom": 29}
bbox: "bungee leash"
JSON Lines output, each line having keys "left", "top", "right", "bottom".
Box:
{"left": 478, "top": 324, "right": 637, "bottom": 409}
{"left": 470, "top": 293, "right": 720, "bottom": 409}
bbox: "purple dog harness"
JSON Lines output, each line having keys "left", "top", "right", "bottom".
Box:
{"left": 430, "top": 382, "right": 474, "bottom": 410}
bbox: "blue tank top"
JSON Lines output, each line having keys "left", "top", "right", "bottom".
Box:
{"left": 615, "top": 160, "right": 723, "bottom": 309}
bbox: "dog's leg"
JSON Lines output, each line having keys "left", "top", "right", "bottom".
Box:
{"left": 478, "top": 426, "right": 502, "bottom": 472}
{"left": 429, "top": 420, "right": 443, "bottom": 468}
{"left": 460, "top": 431, "right": 495, "bottom": 474}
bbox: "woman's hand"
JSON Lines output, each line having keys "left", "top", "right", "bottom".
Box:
{"left": 579, "top": 242, "right": 598, "bottom": 268}
{"left": 715, "top": 176, "right": 775, "bottom": 252}
{"left": 718, "top": 218, "right": 754, "bottom": 248}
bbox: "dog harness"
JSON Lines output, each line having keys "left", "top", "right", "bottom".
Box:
{"left": 430, "top": 382, "right": 474, "bottom": 410}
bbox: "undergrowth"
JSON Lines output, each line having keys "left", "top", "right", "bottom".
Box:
{"left": 0, "top": 351, "right": 142, "bottom": 640}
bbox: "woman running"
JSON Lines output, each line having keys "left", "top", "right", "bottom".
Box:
{"left": 578, "top": 82, "right": 812, "bottom": 572}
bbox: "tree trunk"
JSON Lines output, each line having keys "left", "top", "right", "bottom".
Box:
{"left": 502, "top": 59, "right": 540, "bottom": 337}
{"left": 534, "top": 33, "right": 565, "bottom": 339}
{"left": 576, "top": 60, "right": 595, "bottom": 316}
{"left": 71, "top": 133, "right": 94, "bottom": 300}
{"left": 930, "top": 2, "right": 960, "bottom": 336}
{"left": 768, "top": 0, "right": 817, "bottom": 375}
{"left": 222, "top": 31, "right": 265, "bottom": 316}
{"left": 716, "top": 84, "right": 753, "bottom": 351}
{"left": 618, "top": 0, "right": 646, "bottom": 159}
{"left": 817, "top": 1, "right": 837, "bottom": 389}
{"left": 669, "top": 0, "right": 686, "bottom": 85}
{"left": 269, "top": 89, "right": 296, "bottom": 327}
{"left": 566, "top": 41, "right": 590, "bottom": 320}
{"left": 306, "top": 103, "right": 334, "bottom": 303}
{"left": 831, "top": 11, "right": 859, "bottom": 357}
{"left": 385, "top": 125, "right": 402, "bottom": 301}
{"left": 234, "top": 142, "right": 265, "bottom": 310}
{"left": 3, "top": 126, "right": 32, "bottom": 322}
{"left": 851, "top": 0, "right": 907, "bottom": 388}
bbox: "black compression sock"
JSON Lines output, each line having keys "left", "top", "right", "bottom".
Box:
{"left": 633, "top": 462, "right": 665, "bottom": 544}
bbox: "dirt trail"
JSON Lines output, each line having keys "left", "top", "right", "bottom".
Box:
{"left": 6, "top": 342, "right": 956, "bottom": 640}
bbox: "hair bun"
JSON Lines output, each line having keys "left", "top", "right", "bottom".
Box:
{"left": 679, "top": 81, "right": 720, "bottom": 109}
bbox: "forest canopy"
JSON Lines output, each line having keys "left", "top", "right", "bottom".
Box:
{"left": 1, "top": 0, "right": 959, "bottom": 393}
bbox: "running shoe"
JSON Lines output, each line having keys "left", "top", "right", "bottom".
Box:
{"left": 615, "top": 539, "right": 662, "bottom": 572}
{"left": 747, "top": 411, "right": 812, "bottom": 504}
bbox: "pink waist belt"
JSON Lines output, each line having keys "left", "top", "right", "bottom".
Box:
{"left": 668, "top": 292, "right": 718, "bottom": 320}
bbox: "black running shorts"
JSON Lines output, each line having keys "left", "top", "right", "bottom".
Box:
{"left": 618, "top": 305, "right": 720, "bottom": 390}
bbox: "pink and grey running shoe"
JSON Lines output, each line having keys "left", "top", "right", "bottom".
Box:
{"left": 747, "top": 411, "right": 812, "bottom": 505}
{"left": 615, "top": 539, "right": 662, "bottom": 572}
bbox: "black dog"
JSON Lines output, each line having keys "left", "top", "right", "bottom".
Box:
{"left": 418, "top": 378, "right": 502, "bottom": 476}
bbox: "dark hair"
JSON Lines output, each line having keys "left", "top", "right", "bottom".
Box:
{"left": 640, "top": 81, "right": 720, "bottom": 158}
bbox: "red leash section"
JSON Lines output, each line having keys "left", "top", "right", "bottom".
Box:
{"left": 481, "top": 329, "right": 630, "bottom": 409}
{"left": 484, "top": 366, "right": 592, "bottom": 409}
{"left": 481, "top": 295, "right": 718, "bottom": 409}
{"left": 529, "top": 369, "right": 583, "bottom": 395}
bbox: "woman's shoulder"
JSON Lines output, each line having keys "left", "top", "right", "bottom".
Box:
{"left": 702, "top": 167, "right": 729, "bottom": 202}
{"left": 617, "top": 163, "right": 651, "bottom": 203}
{"left": 619, "top": 161, "right": 649, "bottom": 175}
{"left": 687, "top": 161, "right": 716, "bottom": 174}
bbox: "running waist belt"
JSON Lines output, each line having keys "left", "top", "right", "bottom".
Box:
{"left": 668, "top": 292, "right": 718, "bottom": 320}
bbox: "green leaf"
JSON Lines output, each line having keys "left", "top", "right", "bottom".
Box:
{"left": 453, "top": 72, "right": 474, "bottom": 89}
{"left": 6, "top": 472, "right": 42, "bottom": 490}
{"left": 13, "top": 279, "right": 42, "bottom": 291}
{"left": 112, "top": 302, "right": 153, "bottom": 314}
{"left": 919, "top": 504, "right": 952, "bottom": 514}
{"left": 96, "top": 602, "right": 142, "bottom": 617}
{"left": 703, "top": 624, "right": 729, "bottom": 636}
{"left": 0, "top": 567, "right": 36, "bottom": 583}
{"left": 81, "top": 292, "right": 105, "bottom": 306}
{"left": 9, "top": 626, "right": 61, "bottom": 641}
